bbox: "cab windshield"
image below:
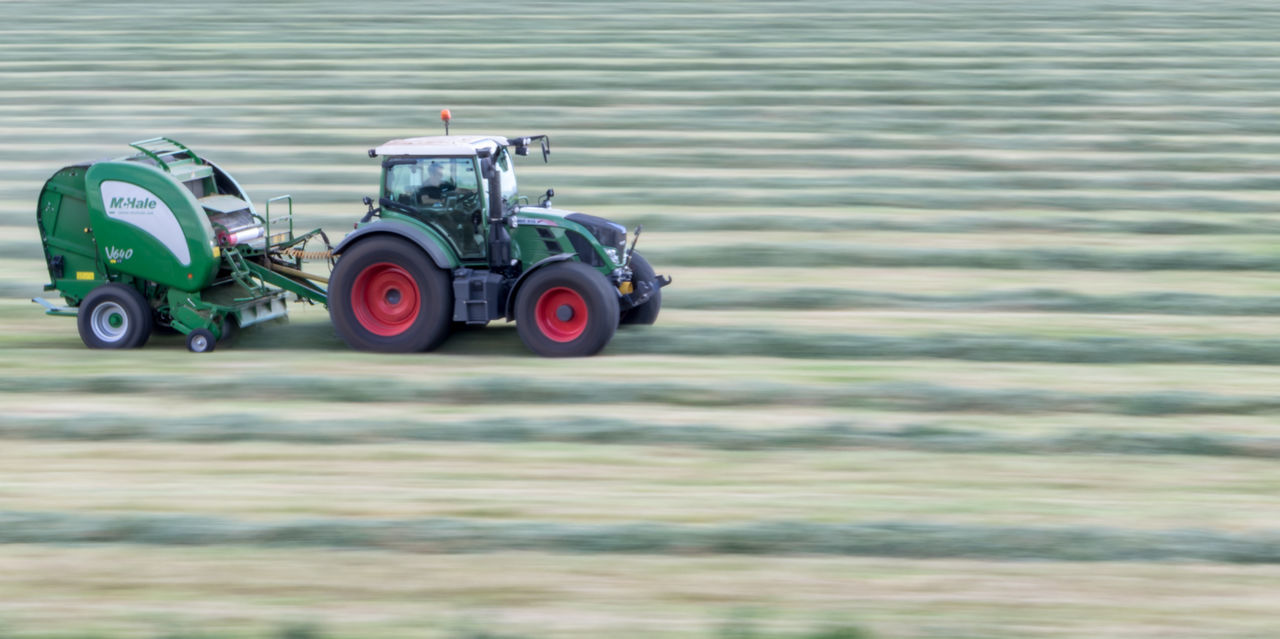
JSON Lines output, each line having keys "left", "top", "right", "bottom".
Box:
{"left": 382, "top": 157, "right": 485, "bottom": 260}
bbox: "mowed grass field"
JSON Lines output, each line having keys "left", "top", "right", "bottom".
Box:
{"left": 4, "top": 1, "right": 1280, "bottom": 637}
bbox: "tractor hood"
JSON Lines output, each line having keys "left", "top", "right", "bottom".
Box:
{"left": 514, "top": 205, "right": 579, "bottom": 223}
{"left": 515, "top": 205, "right": 629, "bottom": 265}
{"left": 516, "top": 206, "right": 627, "bottom": 246}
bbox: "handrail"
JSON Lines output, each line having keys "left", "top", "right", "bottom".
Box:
{"left": 265, "top": 195, "right": 294, "bottom": 247}
{"left": 128, "top": 137, "right": 202, "bottom": 173}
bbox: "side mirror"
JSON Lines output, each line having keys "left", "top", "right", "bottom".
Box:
{"left": 540, "top": 138, "right": 551, "bottom": 163}
{"left": 480, "top": 157, "right": 495, "bottom": 180}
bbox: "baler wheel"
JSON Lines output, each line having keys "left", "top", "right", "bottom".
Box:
{"left": 186, "top": 329, "right": 216, "bottom": 353}
{"left": 516, "top": 262, "right": 619, "bottom": 357}
{"left": 77, "top": 283, "right": 152, "bottom": 349}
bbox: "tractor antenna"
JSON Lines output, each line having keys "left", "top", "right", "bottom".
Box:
{"left": 441, "top": 108, "right": 452, "bottom": 135}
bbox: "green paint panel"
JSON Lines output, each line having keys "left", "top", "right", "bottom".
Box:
{"left": 84, "top": 161, "right": 219, "bottom": 292}
{"left": 36, "top": 166, "right": 101, "bottom": 303}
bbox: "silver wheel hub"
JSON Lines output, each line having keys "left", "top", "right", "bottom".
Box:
{"left": 89, "top": 301, "right": 129, "bottom": 343}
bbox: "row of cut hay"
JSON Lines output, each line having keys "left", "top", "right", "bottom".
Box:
{"left": 3, "top": 413, "right": 1277, "bottom": 458}
{"left": 0, "top": 375, "right": 1276, "bottom": 416}
{"left": 4, "top": 510, "right": 1280, "bottom": 563}
{"left": 662, "top": 288, "right": 1280, "bottom": 315}
{"left": 643, "top": 244, "right": 1280, "bottom": 270}
{"left": 613, "top": 329, "right": 1280, "bottom": 364}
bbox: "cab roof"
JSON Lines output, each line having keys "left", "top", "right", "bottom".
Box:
{"left": 371, "top": 135, "right": 509, "bottom": 158}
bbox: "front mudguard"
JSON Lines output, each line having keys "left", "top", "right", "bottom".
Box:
{"left": 503, "top": 254, "right": 577, "bottom": 320}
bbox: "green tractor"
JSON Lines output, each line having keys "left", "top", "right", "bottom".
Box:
{"left": 329, "top": 129, "right": 669, "bottom": 357}
{"left": 33, "top": 127, "right": 668, "bottom": 357}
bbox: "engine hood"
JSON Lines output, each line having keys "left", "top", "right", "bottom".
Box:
{"left": 516, "top": 205, "right": 625, "bottom": 233}
{"left": 514, "top": 205, "right": 595, "bottom": 222}
{"left": 515, "top": 205, "right": 628, "bottom": 255}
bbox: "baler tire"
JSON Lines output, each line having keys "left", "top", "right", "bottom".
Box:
{"left": 329, "top": 236, "right": 452, "bottom": 353}
{"left": 77, "top": 283, "right": 153, "bottom": 350}
{"left": 186, "top": 329, "right": 216, "bottom": 353}
{"left": 515, "top": 262, "right": 619, "bottom": 357}
{"left": 619, "top": 251, "right": 662, "bottom": 326}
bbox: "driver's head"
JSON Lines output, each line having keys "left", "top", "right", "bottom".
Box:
{"left": 428, "top": 162, "right": 443, "bottom": 181}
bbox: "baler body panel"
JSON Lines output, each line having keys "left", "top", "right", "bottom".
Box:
{"left": 36, "top": 164, "right": 100, "bottom": 301}
{"left": 84, "top": 161, "right": 219, "bottom": 292}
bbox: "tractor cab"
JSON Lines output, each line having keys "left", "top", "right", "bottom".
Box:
{"left": 371, "top": 135, "right": 521, "bottom": 265}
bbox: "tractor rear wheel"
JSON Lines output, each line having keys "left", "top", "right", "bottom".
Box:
{"left": 516, "top": 262, "right": 619, "bottom": 357}
{"left": 329, "top": 236, "right": 452, "bottom": 352}
{"left": 620, "top": 251, "right": 661, "bottom": 326}
{"left": 77, "top": 283, "right": 153, "bottom": 349}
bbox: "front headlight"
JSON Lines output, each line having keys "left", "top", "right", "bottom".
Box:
{"left": 604, "top": 247, "right": 621, "bottom": 264}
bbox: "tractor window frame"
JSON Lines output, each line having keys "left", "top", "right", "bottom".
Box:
{"left": 382, "top": 156, "right": 481, "bottom": 203}
{"left": 380, "top": 156, "right": 487, "bottom": 262}
{"left": 495, "top": 147, "right": 518, "bottom": 201}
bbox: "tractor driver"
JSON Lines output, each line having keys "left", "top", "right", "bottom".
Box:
{"left": 416, "top": 161, "right": 456, "bottom": 204}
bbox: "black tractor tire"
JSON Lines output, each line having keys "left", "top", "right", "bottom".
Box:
{"left": 329, "top": 236, "right": 452, "bottom": 353}
{"left": 77, "top": 283, "right": 153, "bottom": 349}
{"left": 620, "top": 251, "right": 662, "bottom": 326}
{"left": 516, "top": 262, "right": 619, "bottom": 357}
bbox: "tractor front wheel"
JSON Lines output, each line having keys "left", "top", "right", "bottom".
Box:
{"left": 329, "top": 236, "right": 452, "bottom": 352}
{"left": 516, "top": 262, "right": 619, "bottom": 357}
{"left": 77, "top": 283, "right": 153, "bottom": 349}
{"left": 620, "top": 251, "right": 662, "bottom": 326}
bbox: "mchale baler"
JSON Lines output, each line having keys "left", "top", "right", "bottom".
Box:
{"left": 34, "top": 125, "right": 668, "bottom": 356}
{"left": 35, "top": 137, "right": 329, "bottom": 353}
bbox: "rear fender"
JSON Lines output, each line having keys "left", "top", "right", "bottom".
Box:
{"left": 334, "top": 219, "right": 459, "bottom": 270}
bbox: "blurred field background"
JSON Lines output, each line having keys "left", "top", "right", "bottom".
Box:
{"left": 4, "top": 0, "right": 1280, "bottom": 637}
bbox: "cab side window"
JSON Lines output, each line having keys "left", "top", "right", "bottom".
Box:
{"left": 384, "top": 162, "right": 422, "bottom": 204}
{"left": 381, "top": 158, "right": 485, "bottom": 260}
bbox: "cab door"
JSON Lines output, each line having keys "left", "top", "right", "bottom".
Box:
{"left": 382, "top": 157, "right": 487, "bottom": 262}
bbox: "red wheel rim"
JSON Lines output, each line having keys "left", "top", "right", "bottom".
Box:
{"left": 351, "top": 262, "right": 421, "bottom": 337}
{"left": 534, "top": 286, "right": 588, "bottom": 342}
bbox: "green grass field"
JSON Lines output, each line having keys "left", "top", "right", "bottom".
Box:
{"left": 3, "top": 1, "right": 1280, "bottom": 637}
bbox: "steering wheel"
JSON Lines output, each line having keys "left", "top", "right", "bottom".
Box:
{"left": 454, "top": 189, "right": 479, "bottom": 209}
